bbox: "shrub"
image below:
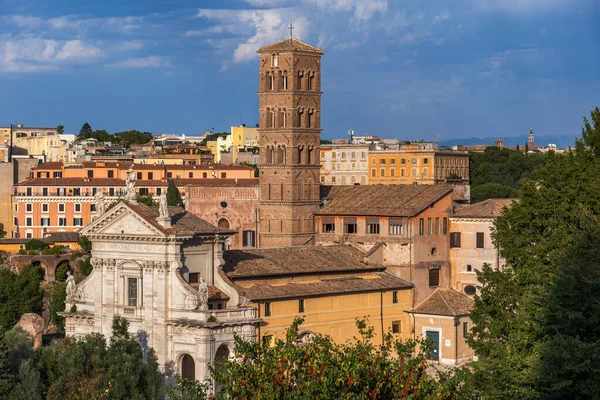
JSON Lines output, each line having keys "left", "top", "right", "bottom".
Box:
{"left": 206, "top": 315, "right": 217, "bottom": 323}
{"left": 49, "top": 284, "right": 66, "bottom": 332}
{"left": 17, "top": 248, "right": 26, "bottom": 255}
{"left": 24, "top": 239, "right": 47, "bottom": 251}
{"left": 79, "top": 236, "right": 92, "bottom": 252}
{"left": 70, "top": 304, "right": 77, "bottom": 313}
{"left": 79, "top": 256, "right": 93, "bottom": 277}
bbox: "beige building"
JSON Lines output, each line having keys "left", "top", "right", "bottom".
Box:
{"left": 320, "top": 144, "right": 369, "bottom": 185}
{"left": 449, "top": 199, "right": 516, "bottom": 295}
{"left": 408, "top": 288, "right": 474, "bottom": 364}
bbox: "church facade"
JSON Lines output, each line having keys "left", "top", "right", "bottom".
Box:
{"left": 62, "top": 198, "right": 259, "bottom": 382}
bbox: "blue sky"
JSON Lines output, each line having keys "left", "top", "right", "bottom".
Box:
{"left": 0, "top": 0, "right": 598, "bottom": 142}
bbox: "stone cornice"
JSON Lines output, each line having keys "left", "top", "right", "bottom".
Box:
{"left": 257, "top": 90, "right": 323, "bottom": 95}
{"left": 85, "top": 234, "right": 186, "bottom": 242}
{"left": 259, "top": 164, "right": 322, "bottom": 169}
{"left": 259, "top": 200, "right": 320, "bottom": 206}
{"left": 13, "top": 196, "right": 96, "bottom": 203}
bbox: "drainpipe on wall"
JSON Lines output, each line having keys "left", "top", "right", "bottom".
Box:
{"left": 255, "top": 206, "right": 260, "bottom": 249}
{"left": 454, "top": 316, "right": 460, "bottom": 364}
{"left": 380, "top": 291, "right": 384, "bottom": 346}
{"left": 409, "top": 216, "right": 414, "bottom": 309}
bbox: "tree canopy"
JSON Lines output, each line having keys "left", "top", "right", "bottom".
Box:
{"left": 77, "top": 127, "right": 153, "bottom": 148}
{"left": 0, "top": 223, "right": 6, "bottom": 239}
{"left": 79, "top": 122, "right": 92, "bottom": 136}
{"left": 468, "top": 106, "right": 600, "bottom": 398}
{"left": 166, "top": 180, "right": 183, "bottom": 206}
{"left": 0, "top": 265, "right": 44, "bottom": 332}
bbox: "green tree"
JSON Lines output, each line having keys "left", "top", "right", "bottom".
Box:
{"left": 0, "top": 223, "right": 6, "bottom": 239}
{"left": 468, "top": 106, "right": 600, "bottom": 398}
{"left": 25, "top": 239, "right": 47, "bottom": 251}
{"left": 0, "top": 335, "right": 13, "bottom": 397}
{"left": 79, "top": 235, "right": 92, "bottom": 251}
{"left": 56, "top": 125, "right": 64, "bottom": 135}
{"left": 166, "top": 180, "right": 183, "bottom": 206}
{"left": 239, "top": 162, "right": 259, "bottom": 177}
{"left": 211, "top": 318, "right": 462, "bottom": 399}
{"left": 79, "top": 256, "right": 93, "bottom": 276}
{"left": 79, "top": 122, "right": 92, "bottom": 136}
{"left": 0, "top": 265, "right": 44, "bottom": 332}
{"left": 114, "top": 130, "right": 153, "bottom": 148}
{"left": 49, "top": 284, "right": 66, "bottom": 333}
{"left": 470, "top": 182, "right": 517, "bottom": 203}
{"left": 10, "top": 359, "right": 42, "bottom": 400}
{"left": 136, "top": 194, "right": 158, "bottom": 207}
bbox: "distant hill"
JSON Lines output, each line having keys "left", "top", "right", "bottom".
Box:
{"left": 440, "top": 134, "right": 579, "bottom": 149}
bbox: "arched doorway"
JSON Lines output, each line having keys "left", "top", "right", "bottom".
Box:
{"left": 29, "top": 260, "right": 45, "bottom": 281}
{"left": 55, "top": 260, "right": 71, "bottom": 282}
{"left": 181, "top": 354, "right": 195, "bottom": 381}
{"left": 217, "top": 218, "right": 230, "bottom": 230}
{"left": 214, "top": 345, "right": 230, "bottom": 394}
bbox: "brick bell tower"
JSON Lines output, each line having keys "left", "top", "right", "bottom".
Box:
{"left": 256, "top": 34, "right": 323, "bottom": 248}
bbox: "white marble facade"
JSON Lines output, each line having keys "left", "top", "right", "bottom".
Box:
{"left": 63, "top": 201, "right": 259, "bottom": 383}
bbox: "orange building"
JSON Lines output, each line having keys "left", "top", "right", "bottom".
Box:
{"left": 12, "top": 161, "right": 254, "bottom": 238}
{"left": 368, "top": 149, "right": 469, "bottom": 185}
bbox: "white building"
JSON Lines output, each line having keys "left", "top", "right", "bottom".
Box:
{"left": 63, "top": 199, "right": 259, "bottom": 384}
{"left": 449, "top": 198, "right": 516, "bottom": 296}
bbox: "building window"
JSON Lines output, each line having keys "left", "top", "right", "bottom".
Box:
{"left": 148, "top": 172, "right": 153, "bottom": 180}
{"left": 466, "top": 264, "right": 472, "bottom": 272}
{"left": 392, "top": 321, "right": 401, "bottom": 334}
{"left": 429, "top": 266, "right": 440, "bottom": 287}
{"left": 221, "top": 172, "right": 227, "bottom": 179}
{"left": 26, "top": 203, "right": 33, "bottom": 212}
{"left": 188, "top": 273, "right": 199, "bottom": 284}
{"left": 282, "top": 72, "right": 288, "bottom": 90}
{"left": 91, "top": 204, "right": 97, "bottom": 212}
{"left": 435, "top": 218, "right": 440, "bottom": 235}
{"left": 390, "top": 158, "right": 395, "bottom": 165}
{"left": 58, "top": 217, "right": 66, "bottom": 227}
{"left": 264, "top": 302, "right": 271, "bottom": 317}
{"left": 366, "top": 218, "right": 380, "bottom": 234}
{"left": 139, "top": 188, "right": 148, "bottom": 196}
{"left": 75, "top": 203, "right": 81, "bottom": 213}
{"left": 380, "top": 159, "right": 386, "bottom": 164}
{"left": 412, "top": 158, "right": 417, "bottom": 164}
{"left": 53, "top": 171, "right": 62, "bottom": 178}
{"left": 73, "top": 218, "right": 83, "bottom": 226}
{"left": 136, "top": 172, "right": 142, "bottom": 180}
{"left": 128, "top": 278, "right": 138, "bottom": 307}
{"left": 167, "top": 172, "right": 173, "bottom": 178}
{"left": 202, "top": 172, "right": 207, "bottom": 179}
{"left": 109, "top": 188, "right": 115, "bottom": 196}
{"left": 26, "top": 232, "right": 32, "bottom": 239}
{"left": 26, "top": 217, "right": 32, "bottom": 227}
{"left": 14, "top": 217, "right": 18, "bottom": 227}
{"left": 41, "top": 217, "right": 50, "bottom": 226}
{"left": 419, "top": 218, "right": 424, "bottom": 235}
{"left": 343, "top": 218, "right": 357, "bottom": 234}
{"left": 427, "top": 218, "right": 432, "bottom": 235}
{"left": 389, "top": 219, "right": 403, "bottom": 235}
{"left": 271, "top": 54, "right": 279, "bottom": 67}
{"left": 401, "top": 158, "right": 406, "bottom": 164}
{"left": 463, "top": 322, "right": 469, "bottom": 338}
{"left": 390, "top": 169, "right": 395, "bottom": 177}
{"left": 58, "top": 203, "right": 65, "bottom": 213}
{"left": 443, "top": 217, "right": 448, "bottom": 234}
{"left": 423, "top": 158, "right": 428, "bottom": 164}
{"left": 322, "top": 220, "right": 335, "bottom": 234}
{"left": 26, "top": 187, "right": 32, "bottom": 196}
{"left": 371, "top": 168, "right": 376, "bottom": 177}
{"left": 464, "top": 285, "right": 477, "bottom": 296}
{"left": 476, "top": 232, "right": 484, "bottom": 248}
{"left": 243, "top": 230, "right": 256, "bottom": 247}
{"left": 108, "top": 170, "right": 114, "bottom": 178}
{"left": 299, "top": 299, "right": 305, "bottom": 313}
{"left": 87, "top": 170, "right": 94, "bottom": 178}
{"left": 42, "top": 203, "right": 49, "bottom": 212}
{"left": 392, "top": 291, "right": 398, "bottom": 304}
{"left": 218, "top": 218, "right": 230, "bottom": 229}
{"left": 450, "top": 232, "right": 461, "bottom": 248}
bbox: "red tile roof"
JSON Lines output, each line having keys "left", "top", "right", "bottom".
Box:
{"left": 223, "top": 245, "right": 382, "bottom": 279}
{"left": 411, "top": 288, "right": 474, "bottom": 316}
{"left": 241, "top": 271, "right": 412, "bottom": 301}
{"left": 257, "top": 38, "right": 323, "bottom": 54}
{"left": 453, "top": 198, "right": 517, "bottom": 218}
{"left": 317, "top": 184, "right": 454, "bottom": 217}
{"left": 16, "top": 178, "right": 258, "bottom": 187}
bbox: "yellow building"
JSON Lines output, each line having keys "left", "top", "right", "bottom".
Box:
{"left": 223, "top": 245, "right": 414, "bottom": 344}
{"left": 368, "top": 149, "right": 469, "bottom": 185}
{"left": 231, "top": 125, "right": 259, "bottom": 149}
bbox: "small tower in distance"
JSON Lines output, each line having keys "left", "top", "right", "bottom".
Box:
{"left": 256, "top": 30, "right": 324, "bottom": 248}
{"left": 528, "top": 128, "right": 535, "bottom": 150}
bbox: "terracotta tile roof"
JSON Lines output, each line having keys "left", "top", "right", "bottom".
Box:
{"left": 317, "top": 184, "right": 454, "bottom": 217}
{"left": 223, "top": 245, "right": 382, "bottom": 279}
{"left": 453, "top": 198, "right": 517, "bottom": 218}
{"left": 123, "top": 201, "right": 232, "bottom": 236}
{"left": 16, "top": 178, "right": 258, "bottom": 187}
{"left": 33, "top": 162, "right": 63, "bottom": 170}
{"left": 257, "top": 38, "right": 323, "bottom": 54}
{"left": 208, "top": 286, "right": 230, "bottom": 301}
{"left": 411, "top": 288, "right": 474, "bottom": 316}
{"left": 45, "top": 232, "right": 80, "bottom": 243}
{"left": 241, "top": 271, "right": 412, "bottom": 301}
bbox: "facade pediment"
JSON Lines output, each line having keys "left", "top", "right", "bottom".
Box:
{"left": 80, "top": 202, "right": 165, "bottom": 238}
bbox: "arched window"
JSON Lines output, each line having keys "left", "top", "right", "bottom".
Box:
{"left": 307, "top": 111, "right": 312, "bottom": 128}
{"left": 218, "top": 218, "right": 230, "bottom": 229}
{"left": 297, "top": 71, "right": 303, "bottom": 90}
{"left": 271, "top": 54, "right": 279, "bottom": 67}
{"left": 269, "top": 73, "right": 274, "bottom": 90}
{"left": 282, "top": 71, "right": 288, "bottom": 90}
{"left": 282, "top": 109, "right": 287, "bottom": 127}
{"left": 271, "top": 146, "right": 276, "bottom": 164}
{"left": 270, "top": 110, "right": 276, "bottom": 128}
{"left": 181, "top": 354, "right": 195, "bottom": 381}
{"left": 307, "top": 72, "right": 313, "bottom": 90}
{"left": 307, "top": 147, "right": 312, "bottom": 164}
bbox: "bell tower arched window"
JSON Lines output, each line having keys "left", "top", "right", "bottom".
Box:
{"left": 269, "top": 73, "right": 274, "bottom": 90}
{"left": 270, "top": 110, "right": 276, "bottom": 128}
{"left": 282, "top": 109, "right": 287, "bottom": 127}
{"left": 282, "top": 71, "right": 288, "bottom": 90}
{"left": 271, "top": 53, "right": 279, "bottom": 67}
{"left": 307, "top": 71, "right": 313, "bottom": 91}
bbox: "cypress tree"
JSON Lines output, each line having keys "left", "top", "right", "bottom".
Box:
{"left": 166, "top": 180, "right": 183, "bottom": 206}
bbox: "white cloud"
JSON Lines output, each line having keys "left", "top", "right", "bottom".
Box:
{"left": 106, "top": 55, "right": 171, "bottom": 68}
{"left": 476, "top": 0, "right": 574, "bottom": 12}
{"left": 433, "top": 11, "right": 450, "bottom": 22}
{"left": 184, "top": 26, "right": 225, "bottom": 37}
{"left": 55, "top": 40, "right": 100, "bottom": 60}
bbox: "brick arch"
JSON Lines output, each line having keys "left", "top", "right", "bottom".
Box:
{"left": 9, "top": 254, "right": 78, "bottom": 283}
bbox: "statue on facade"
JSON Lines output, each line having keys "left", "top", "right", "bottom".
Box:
{"left": 95, "top": 188, "right": 105, "bottom": 217}
{"left": 159, "top": 191, "right": 168, "bottom": 218}
{"left": 125, "top": 165, "right": 136, "bottom": 200}
{"left": 65, "top": 271, "right": 78, "bottom": 302}
{"left": 198, "top": 278, "right": 209, "bottom": 310}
